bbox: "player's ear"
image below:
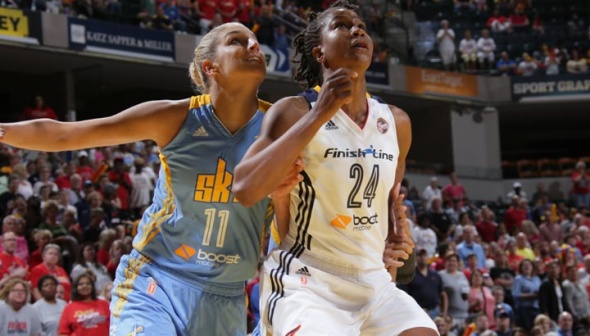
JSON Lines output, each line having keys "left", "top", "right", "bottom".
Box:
{"left": 202, "top": 60, "right": 217, "bottom": 76}
{"left": 312, "top": 46, "right": 325, "bottom": 63}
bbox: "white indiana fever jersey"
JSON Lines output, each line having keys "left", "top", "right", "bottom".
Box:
{"left": 282, "top": 97, "right": 399, "bottom": 273}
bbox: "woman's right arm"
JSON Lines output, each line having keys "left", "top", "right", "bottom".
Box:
{"left": 0, "top": 99, "right": 190, "bottom": 151}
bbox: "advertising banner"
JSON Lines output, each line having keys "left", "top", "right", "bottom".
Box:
{"left": 260, "top": 44, "right": 290, "bottom": 77}
{"left": 511, "top": 74, "right": 590, "bottom": 101}
{"left": 68, "top": 17, "right": 175, "bottom": 62}
{"left": 405, "top": 66, "right": 478, "bottom": 97}
{"left": 366, "top": 61, "right": 389, "bottom": 86}
{"left": 0, "top": 7, "right": 42, "bottom": 44}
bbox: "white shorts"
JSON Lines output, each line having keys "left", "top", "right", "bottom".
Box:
{"left": 259, "top": 249, "right": 437, "bottom": 336}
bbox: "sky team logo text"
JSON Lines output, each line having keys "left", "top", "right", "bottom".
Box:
{"left": 331, "top": 214, "right": 378, "bottom": 231}
{"left": 194, "top": 157, "right": 237, "bottom": 203}
{"left": 324, "top": 145, "right": 395, "bottom": 161}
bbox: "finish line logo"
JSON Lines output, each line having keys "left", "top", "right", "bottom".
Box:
{"left": 324, "top": 145, "right": 395, "bottom": 161}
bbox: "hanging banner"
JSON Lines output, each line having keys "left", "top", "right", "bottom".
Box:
{"left": 0, "top": 7, "right": 42, "bottom": 44}
{"left": 68, "top": 17, "right": 175, "bottom": 62}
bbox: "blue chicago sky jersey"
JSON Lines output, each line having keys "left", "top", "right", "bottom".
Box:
{"left": 132, "top": 95, "right": 272, "bottom": 284}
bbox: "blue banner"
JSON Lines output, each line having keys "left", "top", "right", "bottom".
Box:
{"left": 511, "top": 73, "right": 590, "bottom": 101}
{"left": 68, "top": 18, "right": 175, "bottom": 62}
{"left": 260, "top": 44, "right": 290, "bottom": 77}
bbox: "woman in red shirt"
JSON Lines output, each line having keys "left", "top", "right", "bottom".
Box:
{"left": 58, "top": 273, "right": 110, "bottom": 336}
{"left": 30, "top": 244, "right": 72, "bottom": 302}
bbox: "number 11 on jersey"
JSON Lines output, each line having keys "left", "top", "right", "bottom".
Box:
{"left": 203, "top": 208, "right": 229, "bottom": 247}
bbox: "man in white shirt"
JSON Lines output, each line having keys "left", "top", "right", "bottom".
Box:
{"left": 459, "top": 30, "right": 477, "bottom": 70}
{"left": 423, "top": 176, "right": 442, "bottom": 210}
{"left": 476, "top": 29, "right": 496, "bottom": 70}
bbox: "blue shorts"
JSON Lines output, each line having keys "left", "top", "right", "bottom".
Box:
{"left": 110, "top": 249, "right": 247, "bottom": 336}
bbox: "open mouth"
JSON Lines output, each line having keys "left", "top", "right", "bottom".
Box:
{"left": 246, "top": 56, "right": 263, "bottom": 63}
{"left": 352, "top": 41, "right": 368, "bottom": 49}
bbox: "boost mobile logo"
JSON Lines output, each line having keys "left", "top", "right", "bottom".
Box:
{"left": 330, "top": 214, "right": 378, "bottom": 231}
{"left": 195, "top": 249, "right": 241, "bottom": 267}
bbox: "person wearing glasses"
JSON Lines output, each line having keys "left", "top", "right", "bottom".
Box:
{"left": 0, "top": 278, "right": 42, "bottom": 335}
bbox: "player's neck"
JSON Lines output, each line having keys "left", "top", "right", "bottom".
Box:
{"left": 340, "top": 79, "right": 368, "bottom": 128}
{"left": 209, "top": 86, "right": 260, "bottom": 134}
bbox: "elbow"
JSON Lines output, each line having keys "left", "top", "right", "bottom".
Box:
{"left": 232, "top": 181, "right": 259, "bottom": 208}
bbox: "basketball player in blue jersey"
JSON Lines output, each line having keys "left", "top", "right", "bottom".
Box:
{"left": 234, "top": 1, "right": 439, "bottom": 335}
{"left": 0, "top": 23, "right": 304, "bottom": 335}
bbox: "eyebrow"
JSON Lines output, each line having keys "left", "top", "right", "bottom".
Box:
{"left": 224, "top": 31, "right": 255, "bottom": 40}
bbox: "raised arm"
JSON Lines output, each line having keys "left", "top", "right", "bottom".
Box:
{"left": 0, "top": 99, "right": 190, "bottom": 151}
{"left": 234, "top": 68, "right": 357, "bottom": 206}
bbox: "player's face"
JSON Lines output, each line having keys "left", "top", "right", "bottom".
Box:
{"left": 213, "top": 23, "right": 266, "bottom": 83}
{"left": 318, "top": 9, "right": 373, "bottom": 70}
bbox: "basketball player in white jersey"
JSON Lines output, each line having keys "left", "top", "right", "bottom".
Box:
{"left": 234, "top": 1, "right": 438, "bottom": 335}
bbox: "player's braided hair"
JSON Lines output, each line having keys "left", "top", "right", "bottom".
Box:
{"left": 292, "top": 0, "right": 360, "bottom": 88}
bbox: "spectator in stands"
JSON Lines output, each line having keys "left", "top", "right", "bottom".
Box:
{"left": 544, "top": 49, "right": 560, "bottom": 76}
{"left": 58, "top": 273, "right": 110, "bottom": 335}
{"left": 0, "top": 175, "right": 20, "bottom": 217}
{"left": 413, "top": 213, "right": 438, "bottom": 257}
{"left": 459, "top": 30, "right": 478, "bottom": 71}
{"left": 423, "top": 176, "right": 442, "bottom": 210}
{"left": 458, "top": 225, "right": 486, "bottom": 269}
{"left": 407, "top": 248, "right": 448, "bottom": 319}
{"left": 562, "top": 266, "right": 590, "bottom": 327}
{"left": 253, "top": 4, "right": 276, "bottom": 46}
{"left": 495, "top": 305, "right": 512, "bottom": 336}
{"left": 515, "top": 232, "right": 535, "bottom": 260}
{"left": 439, "top": 253, "right": 470, "bottom": 333}
{"left": 273, "top": 23, "right": 290, "bottom": 55}
{"left": 467, "top": 269, "right": 496, "bottom": 328}
{"left": 539, "top": 260, "right": 568, "bottom": 323}
{"left": 236, "top": 0, "right": 253, "bottom": 28}
{"left": 509, "top": 7, "right": 530, "bottom": 31}
{"left": 32, "top": 275, "right": 66, "bottom": 336}
{"left": 454, "top": 0, "right": 475, "bottom": 12}
{"left": 443, "top": 172, "right": 466, "bottom": 208}
{"left": 554, "top": 312, "right": 574, "bottom": 336}
{"left": 30, "top": 244, "right": 71, "bottom": 302}
{"left": 152, "top": 6, "right": 174, "bottom": 31}
{"left": 512, "top": 259, "right": 541, "bottom": 331}
{"left": 496, "top": 51, "right": 517, "bottom": 75}
{"left": 433, "top": 316, "right": 456, "bottom": 336}
{"left": 491, "top": 252, "right": 516, "bottom": 305}
{"left": 533, "top": 314, "right": 555, "bottom": 335}
{"left": 22, "top": 95, "right": 57, "bottom": 121}
{"left": 0, "top": 278, "right": 42, "bottom": 335}
{"left": 567, "top": 49, "right": 588, "bottom": 74}
{"left": 517, "top": 52, "right": 538, "bottom": 76}
{"left": 218, "top": 0, "right": 237, "bottom": 23}
{"left": 75, "top": 151, "right": 93, "bottom": 182}
{"left": 1, "top": 216, "right": 28, "bottom": 263}
{"left": 429, "top": 197, "right": 453, "bottom": 243}
{"left": 571, "top": 161, "right": 590, "bottom": 209}
{"left": 476, "top": 207, "right": 497, "bottom": 243}
{"left": 38, "top": 200, "right": 67, "bottom": 238}
{"left": 437, "top": 20, "right": 456, "bottom": 70}
{"left": 476, "top": 29, "right": 496, "bottom": 70}
{"left": 507, "top": 181, "right": 527, "bottom": 201}
{"left": 487, "top": 8, "right": 511, "bottom": 33}
{"left": 12, "top": 164, "right": 33, "bottom": 200}
{"left": 106, "top": 239, "right": 125, "bottom": 279}
{"left": 70, "top": 243, "right": 111, "bottom": 295}
{"left": 0, "top": 231, "right": 27, "bottom": 289}
{"left": 160, "top": 0, "right": 187, "bottom": 32}
{"left": 195, "top": 0, "right": 216, "bottom": 33}
{"left": 33, "top": 164, "right": 58, "bottom": 197}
